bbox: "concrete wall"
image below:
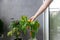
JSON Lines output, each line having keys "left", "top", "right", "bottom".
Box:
{"left": 0, "top": 0, "right": 43, "bottom": 40}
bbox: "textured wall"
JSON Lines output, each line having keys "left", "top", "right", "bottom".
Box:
{"left": 0, "top": 0, "right": 43, "bottom": 40}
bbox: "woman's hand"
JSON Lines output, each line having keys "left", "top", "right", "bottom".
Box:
{"left": 29, "top": 16, "right": 36, "bottom": 21}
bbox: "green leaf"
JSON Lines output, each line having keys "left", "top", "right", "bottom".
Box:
{"left": 7, "top": 31, "right": 13, "bottom": 37}
{"left": 21, "top": 16, "right": 27, "bottom": 22}
{"left": 31, "top": 31, "right": 36, "bottom": 38}
{"left": 21, "top": 23, "right": 27, "bottom": 30}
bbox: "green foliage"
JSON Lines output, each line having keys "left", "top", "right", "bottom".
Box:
{"left": 0, "top": 19, "right": 4, "bottom": 34}
{"left": 7, "top": 16, "right": 40, "bottom": 39}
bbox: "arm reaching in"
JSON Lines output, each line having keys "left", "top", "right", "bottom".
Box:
{"left": 30, "top": 0, "right": 53, "bottom": 21}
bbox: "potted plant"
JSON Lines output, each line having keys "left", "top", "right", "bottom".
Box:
{"left": 7, "top": 16, "right": 40, "bottom": 40}
{"left": 0, "top": 19, "right": 4, "bottom": 37}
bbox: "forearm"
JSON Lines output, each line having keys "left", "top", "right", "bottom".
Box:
{"left": 34, "top": 0, "right": 53, "bottom": 18}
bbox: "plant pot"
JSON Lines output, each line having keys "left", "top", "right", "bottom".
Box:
{"left": 14, "top": 38, "right": 23, "bottom": 40}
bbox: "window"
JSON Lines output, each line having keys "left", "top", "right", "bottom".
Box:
{"left": 50, "top": 0, "right": 60, "bottom": 11}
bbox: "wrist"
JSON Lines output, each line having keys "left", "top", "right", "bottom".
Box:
{"left": 33, "top": 15, "right": 37, "bottom": 19}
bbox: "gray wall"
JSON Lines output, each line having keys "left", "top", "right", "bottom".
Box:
{"left": 0, "top": 0, "right": 43, "bottom": 40}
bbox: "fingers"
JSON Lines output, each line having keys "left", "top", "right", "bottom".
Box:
{"left": 30, "top": 17, "right": 34, "bottom": 22}
{"left": 28, "top": 16, "right": 36, "bottom": 22}
{"left": 28, "top": 18, "right": 33, "bottom": 22}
